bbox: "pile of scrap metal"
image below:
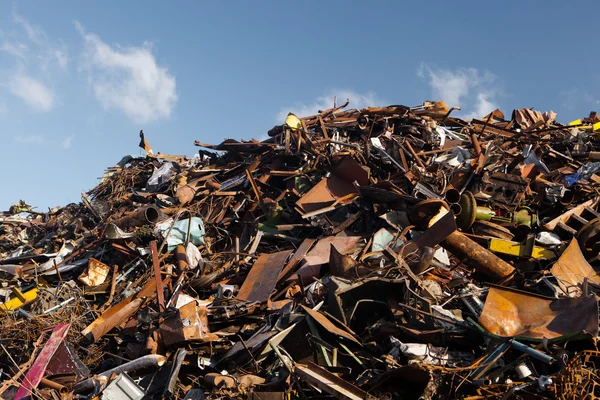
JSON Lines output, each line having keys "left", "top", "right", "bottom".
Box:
{"left": 3, "top": 102, "right": 600, "bottom": 399}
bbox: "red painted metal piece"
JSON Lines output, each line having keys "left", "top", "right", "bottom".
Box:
{"left": 15, "top": 324, "right": 70, "bottom": 400}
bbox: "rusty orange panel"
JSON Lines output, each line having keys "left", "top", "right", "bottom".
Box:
{"left": 237, "top": 250, "right": 292, "bottom": 302}
{"left": 551, "top": 239, "right": 600, "bottom": 297}
{"left": 478, "top": 286, "right": 598, "bottom": 339}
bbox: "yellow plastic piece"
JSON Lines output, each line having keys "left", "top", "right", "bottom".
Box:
{"left": 0, "top": 287, "right": 38, "bottom": 311}
{"left": 594, "top": 122, "right": 600, "bottom": 132}
{"left": 489, "top": 238, "right": 555, "bottom": 260}
{"left": 568, "top": 119, "right": 582, "bottom": 126}
{"left": 285, "top": 112, "right": 303, "bottom": 131}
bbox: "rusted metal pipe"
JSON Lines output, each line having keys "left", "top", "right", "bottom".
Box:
{"left": 445, "top": 188, "right": 461, "bottom": 204}
{"left": 470, "top": 132, "right": 482, "bottom": 156}
{"left": 441, "top": 231, "right": 515, "bottom": 281}
{"left": 82, "top": 297, "right": 144, "bottom": 343}
{"left": 110, "top": 205, "right": 161, "bottom": 230}
{"left": 589, "top": 151, "right": 600, "bottom": 162}
{"left": 175, "top": 244, "right": 189, "bottom": 270}
{"left": 560, "top": 189, "right": 574, "bottom": 205}
{"left": 81, "top": 276, "right": 169, "bottom": 343}
{"left": 450, "top": 203, "right": 462, "bottom": 215}
{"left": 404, "top": 141, "right": 426, "bottom": 169}
{"left": 73, "top": 354, "right": 167, "bottom": 393}
{"left": 40, "top": 378, "right": 68, "bottom": 395}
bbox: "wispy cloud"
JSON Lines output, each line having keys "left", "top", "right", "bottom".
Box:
{"left": 418, "top": 64, "right": 500, "bottom": 119}
{"left": 14, "top": 135, "right": 45, "bottom": 145}
{"left": 8, "top": 12, "right": 69, "bottom": 71}
{"left": 0, "top": 12, "right": 68, "bottom": 112}
{"left": 276, "top": 89, "right": 383, "bottom": 122}
{"left": 61, "top": 135, "right": 74, "bottom": 149}
{"left": 8, "top": 73, "right": 55, "bottom": 111}
{"left": 0, "top": 41, "right": 28, "bottom": 59}
{"left": 12, "top": 12, "right": 45, "bottom": 44}
{"left": 76, "top": 21, "right": 178, "bottom": 123}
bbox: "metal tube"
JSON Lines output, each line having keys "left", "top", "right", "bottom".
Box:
{"left": 175, "top": 244, "right": 189, "bottom": 270}
{"left": 445, "top": 188, "right": 461, "bottom": 205}
{"left": 441, "top": 231, "right": 515, "bottom": 282}
{"left": 110, "top": 205, "right": 161, "bottom": 230}
{"left": 470, "top": 132, "right": 482, "bottom": 156}
{"left": 405, "top": 141, "right": 426, "bottom": 169}
{"left": 40, "top": 378, "right": 68, "bottom": 395}
{"left": 73, "top": 354, "right": 167, "bottom": 393}
{"left": 560, "top": 190, "right": 574, "bottom": 205}
{"left": 450, "top": 203, "right": 462, "bottom": 215}
{"left": 510, "top": 340, "right": 556, "bottom": 364}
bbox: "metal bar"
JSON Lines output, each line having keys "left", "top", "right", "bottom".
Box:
{"left": 294, "top": 362, "right": 375, "bottom": 400}
{"left": 150, "top": 240, "right": 165, "bottom": 312}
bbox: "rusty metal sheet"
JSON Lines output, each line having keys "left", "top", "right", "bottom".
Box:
{"left": 478, "top": 286, "right": 599, "bottom": 340}
{"left": 303, "top": 236, "right": 362, "bottom": 267}
{"left": 277, "top": 238, "right": 316, "bottom": 284}
{"left": 301, "top": 305, "right": 360, "bottom": 344}
{"left": 402, "top": 209, "right": 456, "bottom": 258}
{"left": 15, "top": 324, "right": 70, "bottom": 400}
{"left": 237, "top": 250, "right": 292, "bottom": 302}
{"left": 551, "top": 239, "right": 600, "bottom": 297}
{"left": 296, "top": 176, "right": 358, "bottom": 214}
{"left": 294, "top": 362, "right": 375, "bottom": 400}
{"left": 160, "top": 302, "right": 215, "bottom": 346}
{"left": 332, "top": 156, "right": 370, "bottom": 186}
{"left": 78, "top": 258, "right": 110, "bottom": 286}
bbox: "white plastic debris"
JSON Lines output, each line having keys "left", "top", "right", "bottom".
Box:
{"left": 535, "top": 232, "right": 562, "bottom": 246}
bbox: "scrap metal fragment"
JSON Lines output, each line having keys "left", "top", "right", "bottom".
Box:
{"left": 478, "top": 286, "right": 599, "bottom": 340}
{"left": 160, "top": 302, "right": 215, "bottom": 346}
{"left": 294, "top": 362, "right": 376, "bottom": 400}
{"left": 551, "top": 239, "right": 600, "bottom": 296}
{"left": 14, "top": 324, "right": 87, "bottom": 400}
{"left": 237, "top": 250, "right": 292, "bottom": 302}
{"left": 74, "top": 355, "right": 167, "bottom": 393}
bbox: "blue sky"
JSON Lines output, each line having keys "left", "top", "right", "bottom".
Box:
{"left": 1, "top": 1, "right": 599, "bottom": 210}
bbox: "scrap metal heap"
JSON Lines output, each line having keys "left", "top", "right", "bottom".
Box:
{"left": 3, "top": 100, "right": 600, "bottom": 399}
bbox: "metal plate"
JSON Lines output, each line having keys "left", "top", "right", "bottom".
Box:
{"left": 478, "top": 286, "right": 599, "bottom": 340}
{"left": 237, "top": 250, "right": 292, "bottom": 302}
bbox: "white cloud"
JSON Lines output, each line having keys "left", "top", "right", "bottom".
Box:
{"left": 0, "top": 41, "right": 28, "bottom": 59}
{"left": 0, "top": 13, "right": 68, "bottom": 112}
{"left": 8, "top": 12, "right": 69, "bottom": 70}
{"left": 468, "top": 93, "right": 496, "bottom": 120}
{"left": 54, "top": 49, "right": 69, "bottom": 70}
{"left": 61, "top": 135, "right": 73, "bottom": 149}
{"left": 277, "top": 89, "right": 382, "bottom": 122}
{"left": 76, "top": 22, "right": 177, "bottom": 123}
{"left": 12, "top": 12, "right": 45, "bottom": 45}
{"left": 8, "top": 73, "right": 55, "bottom": 111}
{"left": 418, "top": 64, "right": 500, "bottom": 119}
{"left": 14, "top": 135, "right": 45, "bottom": 145}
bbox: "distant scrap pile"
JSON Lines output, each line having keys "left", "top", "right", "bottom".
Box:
{"left": 3, "top": 99, "right": 600, "bottom": 399}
